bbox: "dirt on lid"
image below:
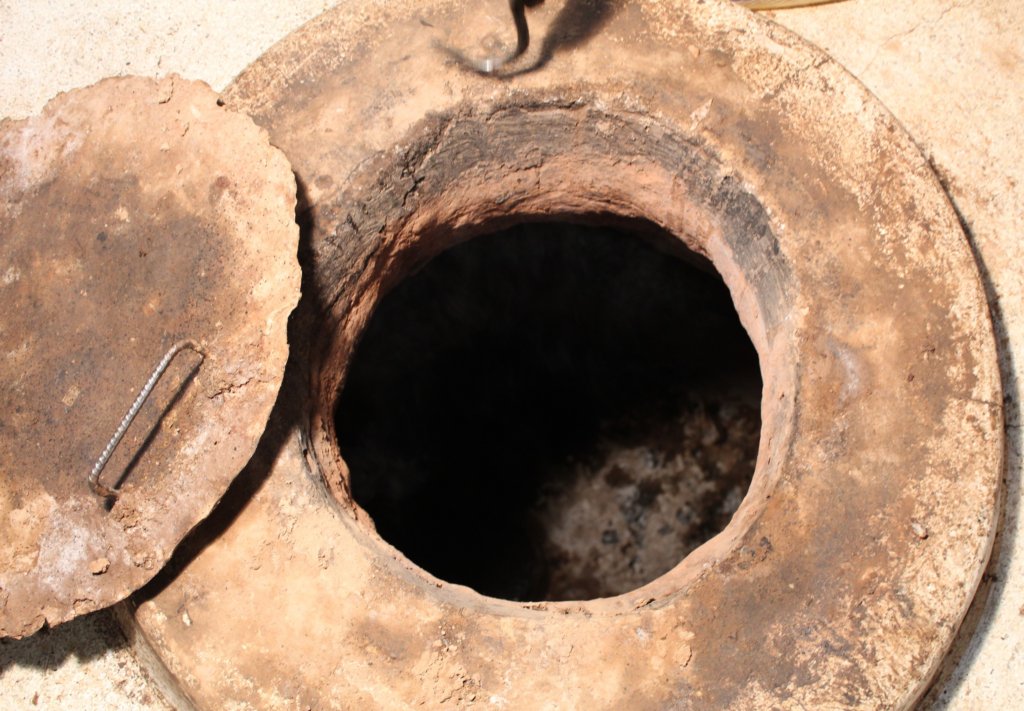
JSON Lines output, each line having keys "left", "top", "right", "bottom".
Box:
{"left": 0, "top": 75, "right": 300, "bottom": 639}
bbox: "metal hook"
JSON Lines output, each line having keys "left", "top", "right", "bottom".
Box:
{"left": 88, "top": 339, "right": 205, "bottom": 499}
{"left": 435, "top": 0, "right": 538, "bottom": 76}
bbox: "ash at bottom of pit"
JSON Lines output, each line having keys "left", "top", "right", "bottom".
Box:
{"left": 530, "top": 393, "right": 760, "bottom": 601}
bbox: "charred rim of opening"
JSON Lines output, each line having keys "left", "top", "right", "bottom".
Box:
{"left": 310, "top": 105, "right": 794, "bottom": 612}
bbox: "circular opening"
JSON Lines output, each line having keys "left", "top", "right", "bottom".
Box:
{"left": 334, "top": 218, "right": 761, "bottom": 602}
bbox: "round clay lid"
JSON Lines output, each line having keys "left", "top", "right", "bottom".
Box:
{"left": 0, "top": 75, "right": 300, "bottom": 638}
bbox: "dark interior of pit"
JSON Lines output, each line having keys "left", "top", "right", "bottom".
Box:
{"left": 335, "top": 221, "right": 761, "bottom": 602}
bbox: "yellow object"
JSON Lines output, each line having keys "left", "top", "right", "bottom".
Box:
{"left": 734, "top": 0, "right": 847, "bottom": 9}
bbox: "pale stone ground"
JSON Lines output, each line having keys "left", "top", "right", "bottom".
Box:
{"left": 0, "top": 0, "right": 1020, "bottom": 708}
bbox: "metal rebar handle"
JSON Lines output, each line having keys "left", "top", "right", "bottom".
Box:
{"left": 88, "top": 339, "right": 205, "bottom": 499}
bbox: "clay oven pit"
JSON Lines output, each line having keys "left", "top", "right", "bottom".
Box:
{"left": 0, "top": 1, "right": 1006, "bottom": 710}
{"left": 118, "top": 0, "right": 1002, "bottom": 692}
{"left": 334, "top": 220, "right": 762, "bottom": 602}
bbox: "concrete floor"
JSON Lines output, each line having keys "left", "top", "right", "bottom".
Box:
{"left": 1, "top": 0, "right": 1020, "bottom": 708}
